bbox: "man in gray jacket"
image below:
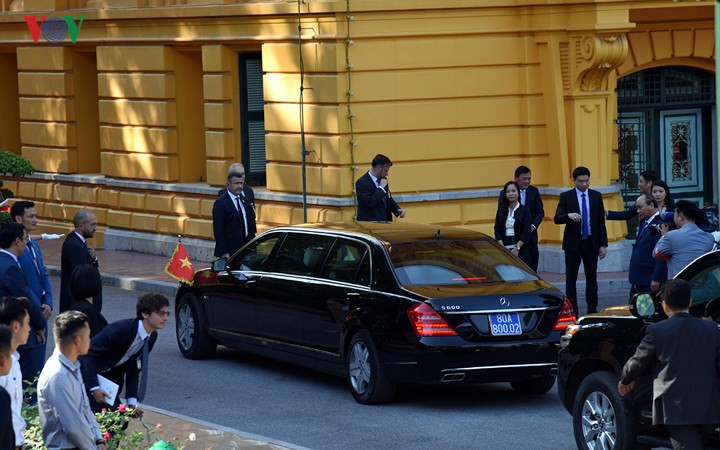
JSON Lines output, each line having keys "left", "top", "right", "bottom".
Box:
{"left": 37, "top": 311, "right": 107, "bottom": 450}
{"left": 654, "top": 200, "right": 714, "bottom": 278}
{"left": 618, "top": 279, "right": 720, "bottom": 449}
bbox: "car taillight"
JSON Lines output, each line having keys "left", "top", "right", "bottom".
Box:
{"left": 553, "top": 297, "right": 577, "bottom": 332}
{"left": 407, "top": 303, "right": 458, "bottom": 337}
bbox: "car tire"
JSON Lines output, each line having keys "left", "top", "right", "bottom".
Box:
{"left": 509, "top": 374, "right": 556, "bottom": 395}
{"left": 572, "top": 371, "right": 637, "bottom": 450}
{"left": 176, "top": 293, "right": 217, "bottom": 359}
{"left": 345, "top": 330, "right": 396, "bottom": 404}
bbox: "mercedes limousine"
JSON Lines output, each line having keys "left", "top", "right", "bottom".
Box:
{"left": 174, "top": 222, "right": 576, "bottom": 404}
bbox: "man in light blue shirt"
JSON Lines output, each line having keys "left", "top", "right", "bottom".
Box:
{"left": 37, "top": 311, "right": 106, "bottom": 450}
{"left": 654, "top": 200, "right": 715, "bottom": 279}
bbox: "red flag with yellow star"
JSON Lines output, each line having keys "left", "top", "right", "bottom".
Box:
{"left": 165, "top": 240, "right": 194, "bottom": 285}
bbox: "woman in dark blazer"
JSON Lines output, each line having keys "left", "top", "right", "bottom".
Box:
{"left": 69, "top": 264, "right": 108, "bottom": 338}
{"left": 495, "top": 181, "right": 533, "bottom": 267}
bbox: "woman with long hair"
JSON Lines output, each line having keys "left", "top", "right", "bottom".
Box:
{"left": 650, "top": 179, "right": 675, "bottom": 215}
{"left": 494, "top": 181, "right": 533, "bottom": 267}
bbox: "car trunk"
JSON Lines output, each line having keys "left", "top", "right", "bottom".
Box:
{"left": 403, "top": 281, "right": 565, "bottom": 342}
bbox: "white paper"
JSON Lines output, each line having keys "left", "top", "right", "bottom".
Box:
{"left": 97, "top": 374, "right": 119, "bottom": 407}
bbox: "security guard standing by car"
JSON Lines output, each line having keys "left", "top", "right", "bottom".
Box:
{"left": 618, "top": 279, "right": 720, "bottom": 450}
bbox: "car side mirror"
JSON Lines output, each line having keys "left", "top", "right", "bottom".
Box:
{"left": 212, "top": 258, "right": 227, "bottom": 273}
{"left": 630, "top": 292, "right": 660, "bottom": 319}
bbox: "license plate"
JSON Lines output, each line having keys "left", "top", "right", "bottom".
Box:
{"left": 488, "top": 312, "right": 522, "bottom": 336}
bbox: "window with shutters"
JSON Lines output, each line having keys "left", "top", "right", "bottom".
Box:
{"left": 239, "top": 53, "right": 267, "bottom": 185}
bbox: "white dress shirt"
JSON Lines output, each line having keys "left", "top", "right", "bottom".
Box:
{"left": 227, "top": 189, "right": 249, "bottom": 237}
{"left": 0, "top": 351, "right": 25, "bottom": 445}
{"left": 368, "top": 171, "right": 387, "bottom": 193}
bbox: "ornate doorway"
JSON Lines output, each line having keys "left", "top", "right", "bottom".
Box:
{"left": 617, "top": 66, "right": 716, "bottom": 210}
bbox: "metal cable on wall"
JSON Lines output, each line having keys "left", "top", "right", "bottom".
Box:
{"left": 345, "top": 0, "right": 358, "bottom": 219}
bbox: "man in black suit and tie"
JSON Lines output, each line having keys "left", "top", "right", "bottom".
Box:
{"left": 213, "top": 169, "right": 257, "bottom": 258}
{"left": 628, "top": 194, "right": 665, "bottom": 298}
{"left": 553, "top": 166, "right": 608, "bottom": 315}
{"left": 499, "top": 166, "right": 544, "bottom": 271}
{"left": 60, "top": 210, "right": 101, "bottom": 313}
{"left": 619, "top": 279, "right": 720, "bottom": 449}
{"left": 606, "top": 169, "right": 659, "bottom": 222}
{"left": 0, "top": 223, "right": 46, "bottom": 353}
{"left": 356, "top": 154, "right": 407, "bottom": 222}
{"left": 81, "top": 293, "right": 169, "bottom": 414}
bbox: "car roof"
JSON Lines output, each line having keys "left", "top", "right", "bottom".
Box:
{"left": 269, "top": 221, "right": 491, "bottom": 245}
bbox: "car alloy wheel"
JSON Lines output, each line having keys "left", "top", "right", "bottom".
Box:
{"left": 572, "top": 371, "right": 637, "bottom": 450}
{"left": 175, "top": 293, "right": 217, "bottom": 359}
{"left": 177, "top": 303, "right": 195, "bottom": 352}
{"left": 348, "top": 340, "right": 371, "bottom": 394}
{"left": 581, "top": 391, "right": 617, "bottom": 449}
{"left": 345, "top": 330, "right": 396, "bottom": 404}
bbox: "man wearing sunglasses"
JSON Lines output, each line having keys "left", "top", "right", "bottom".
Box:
{"left": 80, "top": 293, "right": 170, "bottom": 416}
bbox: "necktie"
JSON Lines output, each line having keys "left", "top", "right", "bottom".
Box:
{"left": 235, "top": 196, "right": 248, "bottom": 238}
{"left": 637, "top": 221, "right": 646, "bottom": 238}
{"left": 520, "top": 190, "right": 526, "bottom": 205}
{"left": 581, "top": 193, "right": 590, "bottom": 238}
{"left": 26, "top": 241, "right": 41, "bottom": 276}
{"left": 137, "top": 337, "right": 149, "bottom": 402}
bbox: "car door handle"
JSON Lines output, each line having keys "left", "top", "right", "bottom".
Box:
{"left": 245, "top": 279, "right": 257, "bottom": 288}
{"left": 346, "top": 292, "right": 361, "bottom": 298}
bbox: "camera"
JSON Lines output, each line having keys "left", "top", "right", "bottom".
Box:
{"left": 650, "top": 212, "right": 675, "bottom": 234}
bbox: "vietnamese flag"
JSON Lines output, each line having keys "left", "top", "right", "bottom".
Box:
{"left": 165, "top": 240, "right": 194, "bottom": 285}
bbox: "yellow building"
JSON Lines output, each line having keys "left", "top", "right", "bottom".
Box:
{"left": 0, "top": 0, "right": 715, "bottom": 270}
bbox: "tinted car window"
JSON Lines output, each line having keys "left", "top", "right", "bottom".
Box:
{"left": 320, "top": 239, "right": 370, "bottom": 285}
{"left": 272, "top": 233, "right": 334, "bottom": 277}
{"left": 688, "top": 264, "right": 720, "bottom": 308}
{"left": 232, "top": 234, "right": 281, "bottom": 271}
{"left": 388, "top": 239, "right": 537, "bottom": 286}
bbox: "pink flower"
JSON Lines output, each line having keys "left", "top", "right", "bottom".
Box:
{"left": 103, "top": 432, "right": 111, "bottom": 442}
{"left": 156, "top": 423, "right": 163, "bottom": 429}
{"left": 101, "top": 408, "right": 107, "bottom": 413}
{"left": 118, "top": 404, "right": 127, "bottom": 413}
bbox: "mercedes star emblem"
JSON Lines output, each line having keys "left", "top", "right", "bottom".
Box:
{"left": 500, "top": 297, "right": 510, "bottom": 307}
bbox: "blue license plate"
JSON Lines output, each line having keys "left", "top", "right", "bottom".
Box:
{"left": 488, "top": 312, "right": 522, "bottom": 336}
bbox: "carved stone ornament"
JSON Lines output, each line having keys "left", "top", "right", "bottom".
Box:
{"left": 572, "top": 34, "right": 629, "bottom": 91}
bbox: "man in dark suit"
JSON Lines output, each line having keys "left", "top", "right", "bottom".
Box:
{"left": 628, "top": 194, "right": 665, "bottom": 299}
{"left": 12, "top": 201, "right": 53, "bottom": 385}
{"left": 0, "top": 224, "right": 47, "bottom": 383}
{"left": 619, "top": 279, "right": 720, "bottom": 449}
{"left": 356, "top": 154, "right": 406, "bottom": 222}
{"left": 553, "top": 166, "right": 608, "bottom": 315}
{"left": 213, "top": 169, "right": 257, "bottom": 258}
{"left": 498, "top": 166, "right": 544, "bottom": 271}
{"left": 0, "top": 325, "right": 15, "bottom": 448}
{"left": 60, "top": 210, "right": 101, "bottom": 313}
{"left": 81, "top": 293, "right": 169, "bottom": 414}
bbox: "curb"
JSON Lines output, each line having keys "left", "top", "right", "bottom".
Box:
{"left": 46, "top": 265, "right": 179, "bottom": 297}
{"left": 141, "top": 404, "right": 313, "bottom": 450}
{"left": 548, "top": 278, "right": 630, "bottom": 294}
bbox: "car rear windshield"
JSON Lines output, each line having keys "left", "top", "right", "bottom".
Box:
{"left": 388, "top": 239, "right": 538, "bottom": 286}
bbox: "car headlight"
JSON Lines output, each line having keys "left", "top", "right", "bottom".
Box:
{"left": 560, "top": 324, "right": 581, "bottom": 348}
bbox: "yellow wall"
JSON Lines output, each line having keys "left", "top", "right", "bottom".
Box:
{"left": 0, "top": 0, "right": 714, "bottom": 248}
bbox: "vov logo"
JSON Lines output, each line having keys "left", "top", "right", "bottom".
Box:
{"left": 24, "top": 16, "right": 84, "bottom": 44}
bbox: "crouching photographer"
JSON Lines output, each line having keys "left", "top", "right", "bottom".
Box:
{"left": 653, "top": 200, "right": 716, "bottom": 279}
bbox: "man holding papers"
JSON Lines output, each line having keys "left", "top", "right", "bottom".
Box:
{"left": 81, "top": 293, "right": 170, "bottom": 414}
{"left": 37, "top": 311, "right": 107, "bottom": 449}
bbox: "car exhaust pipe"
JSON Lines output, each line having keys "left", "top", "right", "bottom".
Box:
{"left": 441, "top": 373, "right": 465, "bottom": 382}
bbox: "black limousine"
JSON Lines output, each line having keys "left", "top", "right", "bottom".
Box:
{"left": 175, "top": 222, "right": 576, "bottom": 404}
